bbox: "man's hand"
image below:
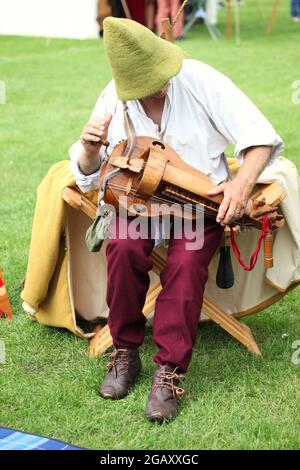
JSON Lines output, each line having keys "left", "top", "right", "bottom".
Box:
{"left": 79, "top": 114, "right": 112, "bottom": 175}
{"left": 207, "top": 178, "right": 253, "bottom": 226}
{"left": 207, "top": 145, "right": 273, "bottom": 226}
{"left": 80, "top": 114, "right": 112, "bottom": 157}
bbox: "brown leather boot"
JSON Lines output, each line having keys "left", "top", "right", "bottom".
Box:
{"left": 99, "top": 348, "right": 141, "bottom": 400}
{"left": 146, "top": 364, "right": 185, "bottom": 422}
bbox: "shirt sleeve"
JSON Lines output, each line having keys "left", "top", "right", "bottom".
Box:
{"left": 189, "top": 60, "right": 284, "bottom": 165}
{"left": 69, "top": 80, "right": 117, "bottom": 193}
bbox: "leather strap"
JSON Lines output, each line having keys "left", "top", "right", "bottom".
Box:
{"left": 97, "top": 102, "right": 136, "bottom": 207}
{"left": 122, "top": 101, "right": 136, "bottom": 160}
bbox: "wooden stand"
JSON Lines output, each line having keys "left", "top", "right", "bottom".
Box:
{"left": 226, "top": 0, "right": 232, "bottom": 40}
{"left": 160, "top": 18, "right": 174, "bottom": 42}
{"left": 267, "top": 0, "right": 280, "bottom": 34}
{"left": 62, "top": 187, "right": 262, "bottom": 358}
{"left": 226, "top": 0, "right": 241, "bottom": 44}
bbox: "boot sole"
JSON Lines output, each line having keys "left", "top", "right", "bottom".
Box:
{"left": 146, "top": 412, "right": 176, "bottom": 423}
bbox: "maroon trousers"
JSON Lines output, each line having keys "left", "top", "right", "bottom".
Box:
{"left": 106, "top": 216, "right": 223, "bottom": 372}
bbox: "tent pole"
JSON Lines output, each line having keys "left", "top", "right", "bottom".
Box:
{"left": 226, "top": 0, "right": 232, "bottom": 40}
{"left": 234, "top": 0, "right": 241, "bottom": 45}
{"left": 267, "top": 0, "right": 280, "bottom": 34}
{"left": 120, "top": 0, "right": 132, "bottom": 19}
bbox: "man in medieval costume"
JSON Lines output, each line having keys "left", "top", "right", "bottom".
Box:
{"left": 69, "top": 17, "right": 283, "bottom": 422}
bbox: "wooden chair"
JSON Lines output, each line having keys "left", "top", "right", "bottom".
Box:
{"left": 62, "top": 186, "right": 262, "bottom": 358}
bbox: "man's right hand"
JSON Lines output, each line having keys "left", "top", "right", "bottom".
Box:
{"left": 80, "top": 114, "right": 112, "bottom": 158}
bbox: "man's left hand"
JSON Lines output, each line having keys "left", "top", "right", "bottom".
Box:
{"left": 207, "top": 146, "right": 273, "bottom": 226}
{"left": 207, "top": 179, "right": 253, "bottom": 226}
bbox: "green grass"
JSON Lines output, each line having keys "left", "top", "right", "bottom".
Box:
{"left": 0, "top": 1, "right": 299, "bottom": 450}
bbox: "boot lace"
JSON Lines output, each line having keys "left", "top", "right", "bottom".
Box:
{"left": 154, "top": 367, "right": 185, "bottom": 398}
{"left": 104, "top": 348, "right": 129, "bottom": 379}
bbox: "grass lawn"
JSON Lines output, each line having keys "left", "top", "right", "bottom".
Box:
{"left": 0, "top": 0, "right": 299, "bottom": 450}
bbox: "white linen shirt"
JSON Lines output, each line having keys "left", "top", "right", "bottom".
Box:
{"left": 70, "top": 58, "right": 283, "bottom": 193}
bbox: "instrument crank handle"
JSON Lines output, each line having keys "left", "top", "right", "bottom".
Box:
{"left": 90, "top": 138, "right": 110, "bottom": 148}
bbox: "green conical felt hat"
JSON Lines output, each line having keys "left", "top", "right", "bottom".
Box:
{"left": 103, "top": 17, "right": 184, "bottom": 101}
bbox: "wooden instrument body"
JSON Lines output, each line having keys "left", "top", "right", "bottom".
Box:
{"left": 100, "top": 136, "right": 222, "bottom": 218}
{"left": 99, "top": 136, "right": 286, "bottom": 229}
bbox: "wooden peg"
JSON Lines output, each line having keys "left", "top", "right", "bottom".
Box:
{"left": 264, "top": 229, "right": 274, "bottom": 268}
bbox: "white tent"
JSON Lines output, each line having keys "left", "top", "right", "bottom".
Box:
{"left": 0, "top": 0, "right": 99, "bottom": 39}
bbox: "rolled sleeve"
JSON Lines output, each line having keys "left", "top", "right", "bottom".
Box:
{"left": 234, "top": 129, "right": 284, "bottom": 167}
{"left": 69, "top": 140, "right": 101, "bottom": 193}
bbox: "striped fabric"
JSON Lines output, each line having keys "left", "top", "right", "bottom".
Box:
{"left": 0, "top": 427, "right": 82, "bottom": 450}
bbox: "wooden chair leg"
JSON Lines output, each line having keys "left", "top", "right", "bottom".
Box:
{"left": 62, "top": 187, "right": 261, "bottom": 357}
{"left": 88, "top": 270, "right": 262, "bottom": 358}
{"left": 202, "top": 297, "right": 261, "bottom": 356}
{"left": 89, "top": 284, "right": 261, "bottom": 357}
{"left": 151, "top": 252, "right": 261, "bottom": 356}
